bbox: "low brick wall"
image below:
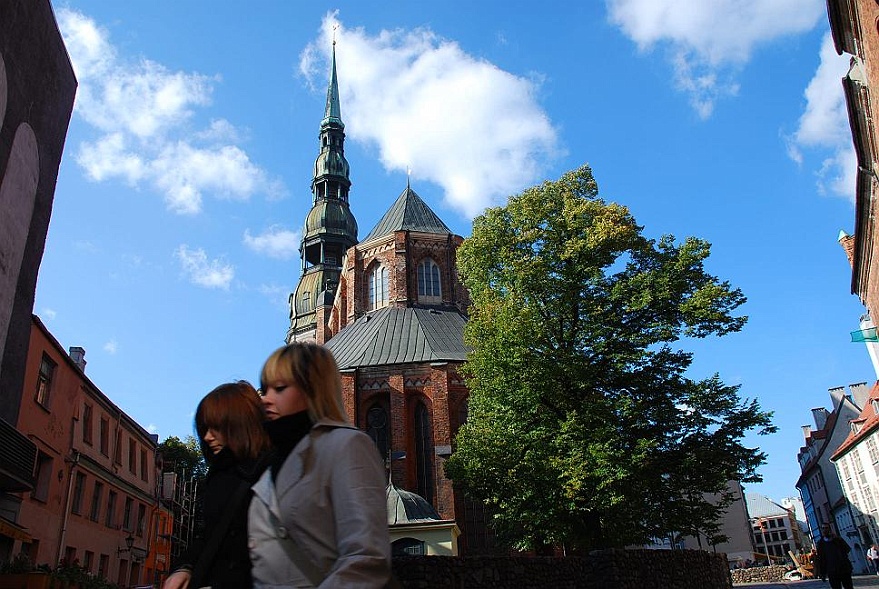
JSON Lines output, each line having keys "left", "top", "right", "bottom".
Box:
{"left": 392, "top": 549, "right": 732, "bottom": 589}
{"left": 729, "top": 565, "right": 788, "bottom": 585}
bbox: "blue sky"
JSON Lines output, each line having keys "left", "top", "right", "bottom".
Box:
{"left": 38, "top": 0, "right": 866, "bottom": 504}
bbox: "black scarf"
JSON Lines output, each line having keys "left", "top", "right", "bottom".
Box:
{"left": 264, "top": 411, "right": 313, "bottom": 480}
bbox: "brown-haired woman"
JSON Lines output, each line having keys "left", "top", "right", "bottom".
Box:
{"left": 164, "top": 381, "right": 271, "bottom": 589}
{"left": 248, "top": 342, "right": 391, "bottom": 588}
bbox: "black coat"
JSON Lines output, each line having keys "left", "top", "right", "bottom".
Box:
{"left": 173, "top": 449, "right": 267, "bottom": 589}
{"left": 816, "top": 536, "right": 853, "bottom": 578}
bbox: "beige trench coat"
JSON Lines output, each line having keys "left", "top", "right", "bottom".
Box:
{"left": 248, "top": 419, "right": 391, "bottom": 588}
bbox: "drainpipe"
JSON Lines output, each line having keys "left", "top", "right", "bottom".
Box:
{"left": 56, "top": 449, "right": 80, "bottom": 565}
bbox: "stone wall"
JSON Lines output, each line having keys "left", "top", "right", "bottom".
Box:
{"left": 729, "top": 565, "right": 788, "bottom": 585}
{"left": 391, "top": 550, "right": 732, "bottom": 589}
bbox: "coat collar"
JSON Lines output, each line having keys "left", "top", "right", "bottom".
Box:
{"left": 272, "top": 418, "right": 358, "bottom": 501}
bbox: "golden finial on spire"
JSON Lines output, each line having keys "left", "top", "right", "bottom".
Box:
{"left": 333, "top": 24, "right": 338, "bottom": 47}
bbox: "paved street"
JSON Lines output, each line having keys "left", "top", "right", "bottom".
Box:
{"left": 736, "top": 575, "right": 879, "bottom": 588}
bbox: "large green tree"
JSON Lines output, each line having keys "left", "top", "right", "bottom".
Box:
{"left": 445, "top": 165, "right": 775, "bottom": 552}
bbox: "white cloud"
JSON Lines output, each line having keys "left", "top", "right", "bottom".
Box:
{"left": 151, "top": 142, "right": 274, "bottom": 214}
{"left": 73, "top": 240, "right": 99, "bottom": 253}
{"left": 57, "top": 9, "right": 282, "bottom": 215}
{"left": 300, "top": 13, "right": 560, "bottom": 218}
{"left": 789, "top": 33, "right": 855, "bottom": 200}
{"left": 175, "top": 245, "right": 235, "bottom": 290}
{"left": 259, "top": 283, "right": 292, "bottom": 310}
{"left": 42, "top": 308, "right": 57, "bottom": 321}
{"left": 243, "top": 226, "right": 301, "bottom": 260}
{"left": 103, "top": 339, "right": 118, "bottom": 354}
{"left": 147, "top": 424, "right": 159, "bottom": 435}
{"left": 607, "top": 0, "right": 825, "bottom": 117}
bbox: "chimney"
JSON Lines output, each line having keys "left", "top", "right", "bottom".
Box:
{"left": 801, "top": 425, "right": 812, "bottom": 441}
{"left": 850, "top": 382, "right": 870, "bottom": 410}
{"left": 69, "top": 346, "right": 86, "bottom": 372}
{"left": 829, "top": 386, "right": 846, "bottom": 411}
{"left": 812, "top": 407, "right": 829, "bottom": 430}
{"left": 839, "top": 230, "right": 855, "bottom": 267}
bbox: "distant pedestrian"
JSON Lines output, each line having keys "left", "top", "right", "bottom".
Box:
{"left": 816, "top": 524, "right": 854, "bottom": 589}
{"left": 868, "top": 543, "right": 879, "bottom": 575}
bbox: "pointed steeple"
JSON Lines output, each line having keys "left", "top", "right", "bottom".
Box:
{"left": 288, "top": 43, "right": 358, "bottom": 344}
{"left": 363, "top": 186, "right": 451, "bottom": 242}
{"left": 322, "top": 41, "right": 343, "bottom": 128}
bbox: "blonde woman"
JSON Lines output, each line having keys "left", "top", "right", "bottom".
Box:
{"left": 248, "top": 343, "right": 391, "bottom": 588}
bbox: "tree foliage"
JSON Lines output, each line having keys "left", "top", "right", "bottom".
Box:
{"left": 157, "top": 435, "right": 206, "bottom": 481}
{"left": 445, "top": 165, "right": 776, "bottom": 552}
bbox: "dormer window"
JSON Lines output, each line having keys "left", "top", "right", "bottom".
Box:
{"left": 872, "top": 398, "right": 879, "bottom": 414}
{"left": 852, "top": 421, "right": 862, "bottom": 434}
{"left": 368, "top": 265, "right": 388, "bottom": 310}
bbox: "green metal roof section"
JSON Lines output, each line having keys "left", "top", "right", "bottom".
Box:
{"left": 363, "top": 187, "right": 452, "bottom": 242}
{"left": 322, "top": 43, "right": 344, "bottom": 129}
{"left": 326, "top": 306, "right": 468, "bottom": 369}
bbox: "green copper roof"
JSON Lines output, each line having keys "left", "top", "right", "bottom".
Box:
{"left": 322, "top": 45, "right": 343, "bottom": 128}
{"left": 363, "top": 187, "right": 452, "bottom": 242}
{"left": 326, "top": 306, "right": 468, "bottom": 369}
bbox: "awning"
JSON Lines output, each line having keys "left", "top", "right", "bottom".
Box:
{"left": 851, "top": 327, "right": 879, "bottom": 343}
{"left": 0, "top": 516, "right": 32, "bottom": 542}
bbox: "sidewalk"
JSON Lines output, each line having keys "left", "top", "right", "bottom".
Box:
{"left": 735, "top": 574, "right": 879, "bottom": 588}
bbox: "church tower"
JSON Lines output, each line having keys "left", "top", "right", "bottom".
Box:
{"left": 284, "top": 46, "right": 493, "bottom": 555}
{"left": 287, "top": 42, "right": 358, "bottom": 343}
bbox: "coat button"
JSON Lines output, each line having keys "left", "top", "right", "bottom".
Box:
{"left": 277, "top": 526, "right": 288, "bottom": 537}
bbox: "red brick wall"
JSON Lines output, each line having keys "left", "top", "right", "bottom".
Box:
{"left": 330, "top": 227, "right": 474, "bottom": 539}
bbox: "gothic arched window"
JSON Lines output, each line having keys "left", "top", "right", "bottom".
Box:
{"left": 366, "top": 403, "right": 389, "bottom": 462}
{"left": 414, "top": 401, "right": 434, "bottom": 503}
{"left": 417, "top": 258, "right": 441, "bottom": 302}
{"left": 367, "top": 265, "right": 388, "bottom": 310}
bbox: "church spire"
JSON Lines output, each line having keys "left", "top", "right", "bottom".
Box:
{"left": 287, "top": 42, "right": 358, "bottom": 344}
{"left": 323, "top": 40, "right": 343, "bottom": 128}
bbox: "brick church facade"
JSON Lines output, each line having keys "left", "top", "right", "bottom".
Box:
{"left": 285, "top": 45, "right": 490, "bottom": 554}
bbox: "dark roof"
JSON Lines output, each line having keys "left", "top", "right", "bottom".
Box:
{"left": 362, "top": 187, "right": 452, "bottom": 242}
{"left": 387, "top": 483, "right": 441, "bottom": 524}
{"left": 325, "top": 306, "right": 467, "bottom": 369}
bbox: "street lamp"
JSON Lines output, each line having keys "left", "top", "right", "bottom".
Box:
{"left": 117, "top": 533, "right": 134, "bottom": 554}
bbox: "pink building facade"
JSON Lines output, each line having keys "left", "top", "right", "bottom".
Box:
{"left": 12, "top": 315, "right": 167, "bottom": 587}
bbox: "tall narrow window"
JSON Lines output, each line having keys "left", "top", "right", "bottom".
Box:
{"left": 114, "top": 431, "right": 122, "bottom": 464}
{"left": 140, "top": 449, "right": 148, "bottom": 481}
{"left": 99, "top": 418, "right": 109, "bottom": 456}
{"left": 82, "top": 404, "right": 93, "bottom": 445}
{"left": 367, "top": 265, "right": 388, "bottom": 310}
{"left": 417, "top": 259, "right": 441, "bottom": 301}
{"left": 366, "top": 404, "right": 389, "bottom": 461}
{"left": 32, "top": 452, "right": 53, "bottom": 502}
{"left": 129, "top": 439, "right": 137, "bottom": 474}
{"left": 89, "top": 481, "right": 104, "bottom": 521}
{"left": 123, "top": 497, "right": 133, "bottom": 531}
{"left": 35, "top": 355, "right": 56, "bottom": 408}
{"left": 414, "top": 402, "right": 434, "bottom": 503}
{"left": 136, "top": 503, "right": 146, "bottom": 537}
{"left": 106, "top": 491, "right": 117, "bottom": 528}
{"left": 72, "top": 473, "right": 86, "bottom": 515}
